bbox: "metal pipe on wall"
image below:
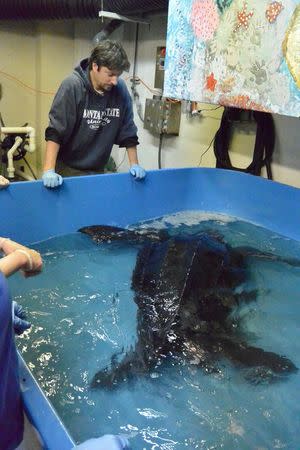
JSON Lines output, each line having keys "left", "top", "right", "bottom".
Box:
{"left": 93, "top": 19, "right": 123, "bottom": 45}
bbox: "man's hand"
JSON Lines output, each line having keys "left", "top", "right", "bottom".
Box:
{"left": 12, "top": 301, "right": 31, "bottom": 335}
{"left": 42, "top": 169, "right": 63, "bottom": 188}
{"left": 129, "top": 164, "right": 146, "bottom": 180}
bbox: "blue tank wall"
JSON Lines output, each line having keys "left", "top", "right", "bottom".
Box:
{"left": 1, "top": 168, "right": 299, "bottom": 244}
{"left": 1, "top": 167, "right": 299, "bottom": 449}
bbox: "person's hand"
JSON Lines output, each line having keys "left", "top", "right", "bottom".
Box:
{"left": 129, "top": 164, "right": 146, "bottom": 180}
{"left": 42, "top": 169, "right": 63, "bottom": 188}
{"left": 0, "top": 175, "right": 9, "bottom": 189}
{"left": 18, "top": 247, "right": 43, "bottom": 277}
{"left": 0, "top": 238, "right": 43, "bottom": 277}
{"left": 12, "top": 301, "right": 31, "bottom": 335}
{"left": 73, "top": 434, "right": 131, "bottom": 450}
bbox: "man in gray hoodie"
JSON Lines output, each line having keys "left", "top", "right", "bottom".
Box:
{"left": 42, "top": 40, "right": 146, "bottom": 188}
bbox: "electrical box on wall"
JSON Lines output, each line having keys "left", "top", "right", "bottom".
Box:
{"left": 154, "top": 46, "right": 166, "bottom": 90}
{"left": 143, "top": 46, "right": 181, "bottom": 136}
{"left": 144, "top": 98, "right": 181, "bottom": 135}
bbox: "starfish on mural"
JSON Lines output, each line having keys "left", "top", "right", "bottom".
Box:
{"left": 206, "top": 72, "right": 217, "bottom": 91}
{"left": 266, "top": 1, "right": 284, "bottom": 24}
{"left": 234, "top": 2, "right": 254, "bottom": 32}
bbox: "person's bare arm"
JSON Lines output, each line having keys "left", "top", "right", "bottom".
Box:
{"left": 43, "top": 140, "right": 60, "bottom": 171}
{"left": 0, "top": 238, "right": 43, "bottom": 278}
{"left": 126, "top": 146, "right": 139, "bottom": 166}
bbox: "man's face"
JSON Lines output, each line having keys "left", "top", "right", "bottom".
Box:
{"left": 91, "top": 63, "right": 122, "bottom": 92}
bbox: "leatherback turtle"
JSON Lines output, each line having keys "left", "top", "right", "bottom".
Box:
{"left": 79, "top": 225, "right": 298, "bottom": 388}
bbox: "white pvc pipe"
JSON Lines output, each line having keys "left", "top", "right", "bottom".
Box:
{"left": 6, "top": 136, "right": 23, "bottom": 178}
{"left": 0, "top": 127, "right": 36, "bottom": 152}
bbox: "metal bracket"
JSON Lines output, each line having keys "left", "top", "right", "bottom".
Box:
{"left": 98, "top": 11, "right": 149, "bottom": 25}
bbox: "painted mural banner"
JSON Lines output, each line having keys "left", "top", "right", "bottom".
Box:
{"left": 164, "top": 0, "right": 300, "bottom": 117}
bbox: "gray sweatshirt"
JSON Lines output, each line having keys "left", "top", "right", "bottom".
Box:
{"left": 45, "top": 58, "right": 139, "bottom": 170}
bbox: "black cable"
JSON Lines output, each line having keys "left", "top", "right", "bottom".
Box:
{"left": 0, "top": 112, "right": 4, "bottom": 127}
{"left": 158, "top": 133, "right": 163, "bottom": 169}
{"left": 131, "top": 23, "right": 144, "bottom": 123}
{"left": 0, "top": 117, "right": 38, "bottom": 180}
{"left": 198, "top": 105, "right": 222, "bottom": 113}
{"left": 198, "top": 135, "right": 215, "bottom": 166}
{"left": 133, "top": 23, "right": 139, "bottom": 81}
{"left": 213, "top": 107, "right": 275, "bottom": 179}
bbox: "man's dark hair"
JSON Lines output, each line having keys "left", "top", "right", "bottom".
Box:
{"left": 88, "top": 40, "right": 130, "bottom": 72}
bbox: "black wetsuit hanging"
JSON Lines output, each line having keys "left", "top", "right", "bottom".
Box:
{"left": 214, "top": 107, "right": 275, "bottom": 180}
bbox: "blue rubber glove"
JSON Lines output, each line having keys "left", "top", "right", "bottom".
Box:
{"left": 12, "top": 301, "right": 31, "bottom": 335}
{"left": 42, "top": 169, "right": 63, "bottom": 188}
{"left": 129, "top": 164, "right": 146, "bottom": 180}
{"left": 73, "top": 434, "right": 131, "bottom": 450}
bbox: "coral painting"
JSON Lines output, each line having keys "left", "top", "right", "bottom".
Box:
{"left": 164, "top": 0, "right": 300, "bottom": 116}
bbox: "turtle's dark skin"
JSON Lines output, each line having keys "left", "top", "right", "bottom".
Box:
{"left": 79, "top": 225, "right": 298, "bottom": 388}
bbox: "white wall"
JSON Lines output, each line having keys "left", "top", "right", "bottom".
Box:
{"left": 0, "top": 14, "right": 300, "bottom": 188}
